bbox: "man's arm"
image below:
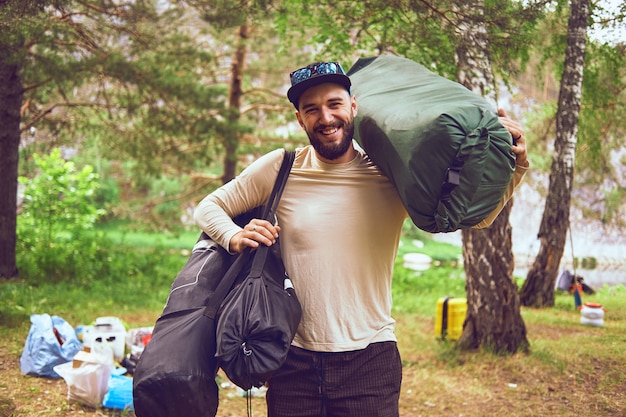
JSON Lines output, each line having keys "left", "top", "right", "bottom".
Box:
{"left": 193, "top": 148, "right": 285, "bottom": 253}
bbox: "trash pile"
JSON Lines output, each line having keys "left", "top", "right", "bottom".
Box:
{"left": 19, "top": 313, "right": 152, "bottom": 411}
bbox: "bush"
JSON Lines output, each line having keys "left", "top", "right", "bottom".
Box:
{"left": 17, "top": 149, "right": 106, "bottom": 285}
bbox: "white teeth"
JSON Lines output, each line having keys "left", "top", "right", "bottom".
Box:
{"left": 322, "top": 128, "right": 338, "bottom": 135}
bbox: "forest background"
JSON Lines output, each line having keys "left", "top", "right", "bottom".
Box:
{"left": 1, "top": 0, "right": 625, "bottom": 284}
{"left": 0, "top": 0, "right": 625, "bottom": 415}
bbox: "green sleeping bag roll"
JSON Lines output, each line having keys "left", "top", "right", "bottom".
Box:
{"left": 347, "top": 55, "right": 516, "bottom": 233}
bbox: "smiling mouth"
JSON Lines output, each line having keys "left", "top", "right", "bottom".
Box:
{"left": 320, "top": 126, "right": 339, "bottom": 136}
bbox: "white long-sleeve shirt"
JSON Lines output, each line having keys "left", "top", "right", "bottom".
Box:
{"left": 195, "top": 144, "right": 527, "bottom": 352}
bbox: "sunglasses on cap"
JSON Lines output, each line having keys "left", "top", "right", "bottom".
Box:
{"left": 287, "top": 61, "right": 352, "bottom": 108}
{"left": 289, "top": 62, "right": 347, "bottom": 85}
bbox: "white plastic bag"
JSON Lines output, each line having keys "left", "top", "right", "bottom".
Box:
{"left": 53, "top": 361, "right": 112, "bottom": 408}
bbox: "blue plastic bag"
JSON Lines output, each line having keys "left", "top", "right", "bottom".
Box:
{"left": 103, "top": 374, "right": 134, "bottom": 411}
{"left": 20, "top": 314, "right": 82, "bottom": 378}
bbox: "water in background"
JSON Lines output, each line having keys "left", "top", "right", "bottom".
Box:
{"left": 433, "top": 182, "right": 626, "bottom": 288}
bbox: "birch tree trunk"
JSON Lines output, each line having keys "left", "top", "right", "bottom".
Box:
{"left": 454, "top": 0, "right": 528, "bottom": 353}
{"left": 520, "top": 0, "right": 590, "bottom": 307}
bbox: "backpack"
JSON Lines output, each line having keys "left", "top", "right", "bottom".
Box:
{"left": 347, "top": 55, "right": 516, "bottom": 233}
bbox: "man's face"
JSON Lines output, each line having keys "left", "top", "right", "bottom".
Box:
{"left": 296, "top": 83, "right": 357, "bottom": 163}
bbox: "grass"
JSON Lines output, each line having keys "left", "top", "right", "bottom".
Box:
{"left": 94, "top": 220, "right": 199, "bottom": 250}
{"left": 1, "top": 222, "right": 625, "bottom": 416}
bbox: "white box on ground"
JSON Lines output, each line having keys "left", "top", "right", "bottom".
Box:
{"left": 85, "top": 317, "right": 126, "bottom": 361}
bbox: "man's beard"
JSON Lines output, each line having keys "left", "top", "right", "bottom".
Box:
{"left": 306, "top": 117, "right": 355, "bottom": 161}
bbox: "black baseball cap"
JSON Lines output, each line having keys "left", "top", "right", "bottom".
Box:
{"left": 287, "top": 62, "right": 351, "bottom": 109}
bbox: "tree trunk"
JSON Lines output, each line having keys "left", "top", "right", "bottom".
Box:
{"left": 459, "top": 203, "right": 529, "bottom": 352}
{"left": 454, "top": 0, "right": 529, "bottom": 353}
{"left": 222, "top": 21, "right": 249, "bottom": 184}
{"left": 0, "top": 59, "right": 22, "bottom": 279}
{"left": 520, "top": 0, "right": 590, "bottom": 308}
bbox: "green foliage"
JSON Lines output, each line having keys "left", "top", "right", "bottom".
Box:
{"left": 520, "top": 100, "right": 558, "bottom": 172}
{"left": 399, "top": 220, "right": 463, "bottom": 263}
{"left": 392, "top": 264, "right": 466, "bottom": 315}
{"left": 6, "top": 0, "right": 625, "bottom": 258}
{"left": 94, "top": 220, "right": 199, "bottom": 249}
{"left": 3, "top": 245, "right": 186, "bottom": 326}
{"left": 600, "top": 187, "right": 625, "bottom": 226}
{"left": 0, "top": 1, "right": 50, "bottom": 62}
{"left": 92, "top": 176, "right": 121, "bottom": 221}
{"left": 18, "top": 149, "right": 105, "bottom": 241}
{"left": 395, "top": 222, "right": 465, "bottom": 317}
{"left": 7, "top": 219, "right": 467, "bottom": 324}
{"left": 17, "top": 149, "right": 106, "bottom": 285}
{"left": 274, "top": 0, "right": 458, "bottom": 76}
{"left": 577, "top": 41, "right": 626, "bottom": 189}
{"left": 485, "top": 0, "right": 546, "bottom": 77}
{"left": 527, "top": 3, "right": 626, "bottom": 228}
{"left": 10, "top": 0, "right": 234, "bottom": 183}
{"left": 274, "top": 0, "right": 543, "bottom": 81}
{"left": 511, "top": 15, "right": 626, "bottom": 222}
{"left": 76, "top": 28, "right": 230, "bottom": 177}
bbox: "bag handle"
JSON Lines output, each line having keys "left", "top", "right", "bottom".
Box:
{"left": 247, "top": 149, "right": 296, "bottom": 279}
{"left": 204, "top": 150, "right": 296, "bottom": 319}
{"left": 260, "top": 150, "right": 295, "bottom": 222}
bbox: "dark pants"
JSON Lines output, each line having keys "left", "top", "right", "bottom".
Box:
{"left": 266, "top": 341, "right": 402, "bottom": 417}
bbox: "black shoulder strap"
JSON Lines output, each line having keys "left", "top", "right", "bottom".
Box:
{"left": 204, "top": 150, "right": 295, "bottom": 319}
{"left": 260, "top": 150, "right": 295, "bottom": 222}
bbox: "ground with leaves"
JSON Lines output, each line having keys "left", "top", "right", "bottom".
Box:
{"left": 1, "top": 308, "right": 625, "bottom": 417}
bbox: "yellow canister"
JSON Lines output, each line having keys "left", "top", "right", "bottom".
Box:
{"left": 434, "top": 297, "right": 467, "bottom": 340}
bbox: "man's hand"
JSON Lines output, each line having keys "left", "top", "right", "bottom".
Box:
{"left": 498, "top": 108, "right": 529, "bottom": 168}
{"left": 228, "top": 219, "right": 280, "bottom": 253}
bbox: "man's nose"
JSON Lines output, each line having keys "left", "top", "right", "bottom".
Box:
{"left": 319, "top": 107, "right": 334, "bottom": 123}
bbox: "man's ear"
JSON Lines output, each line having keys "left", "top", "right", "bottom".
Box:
{"left": 295, "top": 111, "right": 305, "bottom": 128}
{"left": 351, "top": 95, "right": 358, "bottom": 116}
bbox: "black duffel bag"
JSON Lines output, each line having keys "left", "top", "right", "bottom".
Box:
{"left": 132, "top": 227, "right": 252, "bottom": 417}
{"left": 215, "top": 233, "right": 302, "bottom": 390}
{"left": 133, "top": 150, "right": 295, "bottom": 417}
